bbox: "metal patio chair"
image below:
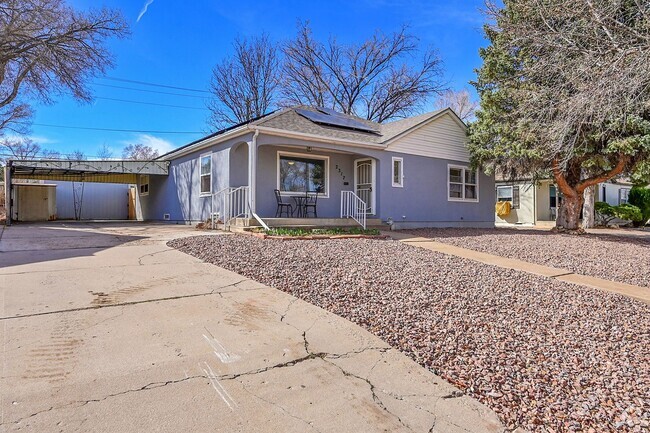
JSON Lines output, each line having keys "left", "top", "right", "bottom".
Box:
{"left": 274, "top": 189, "right": 294, "bottom": 217}
{"left": 303, "top": 191, "right": 318, "bottom": 218}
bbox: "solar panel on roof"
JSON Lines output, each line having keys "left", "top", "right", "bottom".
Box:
{"left": 295, "top": 108, "right": 379, "bottom": 134}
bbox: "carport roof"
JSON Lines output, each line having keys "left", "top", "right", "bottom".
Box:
{"left": 8, "top": 159, "right": 169, "bottom": 184}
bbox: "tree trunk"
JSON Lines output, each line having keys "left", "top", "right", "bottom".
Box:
{"left": 556, "top": 194, "right": 584, "bottom": 230}
{"left": 582, "top": 185, "right": 595, "bottom": 228}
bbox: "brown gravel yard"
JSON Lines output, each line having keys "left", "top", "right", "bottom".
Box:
{"left": 404, "top": 228, "right": 650, "bottom": 288}
{"left": 168, "top": 234, "right": 650, "bottom": 432}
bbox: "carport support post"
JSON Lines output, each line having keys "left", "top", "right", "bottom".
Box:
{"left": 5, "top": 160, "right": 12, "bottom": 226}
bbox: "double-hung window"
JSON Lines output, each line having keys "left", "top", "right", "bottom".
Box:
{"left": 448, "top": 165, "right": 478, "bottom": 202}
{"left": 200, "top": 154, "right": 212, "bottom": 195}
{"left": 392, "top": 157, "right": 404, "bottom": 187}
{"left": 278, "top": 152, "right": 328, "bottom": 196}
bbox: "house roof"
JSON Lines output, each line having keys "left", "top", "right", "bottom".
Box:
{"left": 161, "top": 105, "right": 460, "bottom": 159}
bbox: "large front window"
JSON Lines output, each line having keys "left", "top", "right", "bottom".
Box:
{"left": 278, "top": 152, "right": 328, "bottom": 196}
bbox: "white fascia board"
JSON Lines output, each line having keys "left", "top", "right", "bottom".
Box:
{"left": 163, "top": 126, "right": 250, "bottom": 160}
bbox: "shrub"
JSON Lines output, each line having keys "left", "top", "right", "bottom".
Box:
{"left": 628, "top": 187, "right": 650, "bottom": 226}
{"left": 595, "top": 201, "right": 616, "bottom": 226}
{"left": 613, "top": 203, "right": 644, "bottom": 224}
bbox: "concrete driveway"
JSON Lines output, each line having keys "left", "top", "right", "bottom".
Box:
{"left": 0, "top": 222, "right": 503, "bottom": 433}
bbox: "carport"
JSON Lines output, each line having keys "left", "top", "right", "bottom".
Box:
{"left": 4, "top": 159, "right": 169, "bottom": 225}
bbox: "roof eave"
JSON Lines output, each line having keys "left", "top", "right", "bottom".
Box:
{"left": 254, "top": 126, "right": 387, "bottom": 149}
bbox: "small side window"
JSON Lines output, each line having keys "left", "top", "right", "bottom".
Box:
{"left": 392, "top": 157, "right": 403, "bottom": 187}
{"left": 200, "top": 154, "right": 212, "bottom": 195}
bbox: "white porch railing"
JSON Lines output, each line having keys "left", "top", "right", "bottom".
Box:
{"left": 340, "top": 191, "right": 367, "bottom": 229}
{"left": 211, "top": 186, "right": 251, "bottom": 229}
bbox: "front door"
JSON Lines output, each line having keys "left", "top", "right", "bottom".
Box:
{"left": 354, "top": 159, "right": 375, "bottom": 214}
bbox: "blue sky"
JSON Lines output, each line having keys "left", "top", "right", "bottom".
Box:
{"left": 20, "top": 0, "right": 488, "bottom": 158}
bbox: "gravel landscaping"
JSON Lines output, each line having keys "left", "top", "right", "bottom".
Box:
{"left": 403, "top": 228, "right": 650, "bottom": 288}
{"left": 168, "top": 234, "right": 650, "bottom": 432}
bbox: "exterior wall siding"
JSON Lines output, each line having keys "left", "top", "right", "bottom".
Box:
{"left": 386, "top": 114, "right": 470, "bottom": 162}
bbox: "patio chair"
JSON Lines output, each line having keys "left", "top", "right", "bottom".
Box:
{"left": 303, "top": 191, "right": 318, "bottom": 218}
{"left": 274, "top": 189, "right": 294, "bottom": 217}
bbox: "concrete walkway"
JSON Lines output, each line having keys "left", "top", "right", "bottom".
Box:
{"left": 0, "top": 222, "right": 504, "bottom": 433}
{"left": 386, "top": 231, "right": 650, "bottom": 304}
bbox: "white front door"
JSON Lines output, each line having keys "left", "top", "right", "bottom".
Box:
{"left": 354, "top": 159, "right": 375, "bottom": 214}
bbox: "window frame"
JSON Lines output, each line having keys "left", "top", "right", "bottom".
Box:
{"left": 447, "top": 164, "right": 479, "bottom": 202}
{"left": 139, "top": 175, "right": 149, "bottom": 196}
{"left": 619, "top": 187, "right": 630, "bottom": 205}
{"left": 199, "top": 153, "right": 212, "bottom": 196}
{"left": 391, "top": 157, "right": 404, "bottom": 188}
{"left": 276, "top": 151, "right": 330, "bottom": 198}
{"left": 496, "top": 185, "right": 520, "bottom": 209}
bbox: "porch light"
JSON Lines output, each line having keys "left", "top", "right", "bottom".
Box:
{"left": 287, "top": 161, "right": 295, "bottom": 165}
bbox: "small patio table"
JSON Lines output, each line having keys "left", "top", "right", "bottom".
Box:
{"left": 292, "top": 196, "right": 307, "bottom": 217}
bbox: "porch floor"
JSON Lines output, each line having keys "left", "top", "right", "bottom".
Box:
{"left": 233, "top": 217, "right": 383, "bottom": 229}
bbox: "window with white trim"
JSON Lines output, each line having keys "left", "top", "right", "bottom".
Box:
{"left": 200, "top": 154, "right": 212, "bottom": 195}
{"left": 448, "top": 165, "right": 478, "bottom": 201}
{"left": 139, "top": 175, "right": 149, "bottom": 196}
{"left": 392, "top": 157, "right": 403, "bottom": 187}
{"left": 278, "top": 152, "right": 328, "bottom": 196}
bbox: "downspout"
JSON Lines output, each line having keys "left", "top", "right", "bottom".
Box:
{"left": 249, "top": 128, "right": 259, "bottom": 214}
{"left": 533, "top": 181, "right": 537, "bottom": 226}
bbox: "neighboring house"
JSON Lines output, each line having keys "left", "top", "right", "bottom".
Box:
{"left": 495, "top": 178, "right": 633, "bottom": 226}
{"left": 137, "top": 106, "right": 496, "bottom": 229}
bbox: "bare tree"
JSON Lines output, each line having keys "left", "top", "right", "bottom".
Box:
{"left": 281, "top": 22, "right": 445, "bottom": 122}
{"left": 67, "top": 150, "right": 87, "bottom": 160}
{"left": 96, "top": 144, "right": 113, "bottom": 160}
{"left": 434, "top": 89, "right": 478, "bottom": 122}
{"left": 208, "top": 34, "right": 279, "bottom": 128}
{"left": 0, "top": 0, "right": 128, "bottom": 134}
{"left": 41, "top": 149, "right": 62, "bottom": 159}
{"left": 122, "top": 143, "right": 159, "bottom": 160}
{"left": 0, "top": 137, "right": 40, "bottom": 160}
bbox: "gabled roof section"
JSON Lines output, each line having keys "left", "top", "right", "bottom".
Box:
{"left": 160, "top": 106, "right": 467, "bottom": 159}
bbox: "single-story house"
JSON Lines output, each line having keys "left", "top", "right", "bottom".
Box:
{"left": 494, "top": 177, "right": 633, "bottom": 226}
{"left": 135, "top": 106, "right": 496, "bottom": 229}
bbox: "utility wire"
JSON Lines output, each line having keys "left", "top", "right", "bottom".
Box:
{"left": 14, "top": 122, "right": 203, "bottom": 134}
{"left": 93, "top": 96, "right": 207, "bottom": 110}
{"left": 102, "top": 76, "right": 211, "bottom": 94}
{"left": 93, "top": 83, "right": 209, "bottom": 100}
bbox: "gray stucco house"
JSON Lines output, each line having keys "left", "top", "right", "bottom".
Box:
{"left": 138, "top": 106, "right": 495, "bottom": 229}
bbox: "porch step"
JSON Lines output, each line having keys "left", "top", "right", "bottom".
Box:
{"left": 231, "top": 217, "right": 384, "bottom": 229}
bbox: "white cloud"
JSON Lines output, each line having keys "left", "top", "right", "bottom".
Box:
{"left": 121, "top": 134, "right": 176, "bottom": 156}
{"left": 137, "top": 0, "right": 155, "bottom": 22}
{"left": 3, "top": 134, "right": 57, "bottom": 145}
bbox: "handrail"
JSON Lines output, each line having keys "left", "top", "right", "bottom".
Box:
{"left": 340, "top": 191, "right": 367, "bottom": 229}
{"left": 211, "top": 186, "right": 251, "bottom": 229}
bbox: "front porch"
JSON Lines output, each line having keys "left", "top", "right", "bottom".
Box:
{"left": 212, "top": 140, "right": 385, "bottom": 230}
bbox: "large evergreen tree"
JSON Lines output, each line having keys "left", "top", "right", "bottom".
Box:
{"left": 470, "top": 0, "right": 650, "bottom": 230}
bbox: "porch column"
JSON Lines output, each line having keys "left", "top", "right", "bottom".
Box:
{"left": 248, "top": 130, "right": 259, "bottom": 214}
